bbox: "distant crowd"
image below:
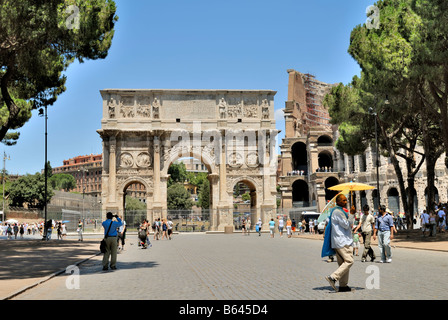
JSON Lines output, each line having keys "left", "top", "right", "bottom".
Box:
{"left": 1, "top": 219, "right": 73, "bottom": 240}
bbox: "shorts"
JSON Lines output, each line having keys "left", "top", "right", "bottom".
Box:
{"left": 353, "top": 242, "right": 359, "bottom": 248}
{"left": 269, "top": 227, "right": 275, "bottom": 234}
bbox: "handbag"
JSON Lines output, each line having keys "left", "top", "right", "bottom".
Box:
{"left": 100, "top": 220, "right": 114, "bottom": 253}
{"left": 321, "top": 208, "right": 337, "bottom": 258}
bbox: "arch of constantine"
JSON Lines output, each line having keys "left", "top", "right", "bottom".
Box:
{"left": 97, "top": 89, "right": 279, "bottom": 231}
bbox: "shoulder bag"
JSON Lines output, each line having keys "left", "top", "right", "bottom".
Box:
{"left": 100, "top": 220, "right": 114, "bottom": 253}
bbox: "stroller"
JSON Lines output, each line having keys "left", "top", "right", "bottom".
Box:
{"left": 138, "top": 229, "right": 150, "bottom": 249}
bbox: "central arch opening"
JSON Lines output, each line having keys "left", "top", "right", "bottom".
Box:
{"left": 233, "top": 179, "right": 257, "bottom": 231}
{"left": 166, "top": 157, "right": 211, "bottom": 232}
{"left": 123, "top": 181, "right": 147, "bottom": 230}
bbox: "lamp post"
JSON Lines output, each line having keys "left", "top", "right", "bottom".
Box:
{"left": 38, "top": 106, "right": 48, "bottom": 240}
{"left": 2, "top": 152, "right": 10, "bottom": 221}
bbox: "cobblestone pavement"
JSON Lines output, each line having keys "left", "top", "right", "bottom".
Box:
{"left": 11, "top": 232, "right": 448, "bottom": 300}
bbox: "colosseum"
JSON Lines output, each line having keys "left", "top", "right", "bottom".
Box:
{"left": 277, "top": 69, "right": 447, "bottom": 216}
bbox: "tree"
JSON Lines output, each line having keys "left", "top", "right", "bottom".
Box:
{"left": 324, "top": 0, "right": 433, "bottom": 227}
{"left": 0, "top": 0, "right": 118, "bottom": 143}
{"left": 197, "top": 179, "right": 210, "bottom": 209}
{"left": 125, "top": 195, "right": 146, "bottom": 211}
{"left": 167, "top": 183, "right": 193, "bottom": 210}
{"left": 167, "top": 162, "right": 187, "bottom": 187}
{"left": 49, "top": 173, "right": 76, "bottom": 191}
{"left": 9, "top": 173, "right": 54, "bottom": 209}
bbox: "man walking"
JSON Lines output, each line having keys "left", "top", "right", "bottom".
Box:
{"left": 354, "top": 204, "right": 376, "bottom": 262}
{"left": 325, "top": 194, "right": 356, "bottom": 292}
{"left": 102, "top": 212, "right": 123, "bottom": 271}
{"left": 373, "top": 206, "right": 395, "bottom": 263}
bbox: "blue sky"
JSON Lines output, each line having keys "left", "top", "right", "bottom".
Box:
{"left": 6, "top": 0, "right": 374, "bottom": 175}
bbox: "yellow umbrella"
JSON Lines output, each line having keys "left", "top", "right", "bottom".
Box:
{"left": 328, "top": 182, "right": 375, "bottom": 192}
{"left": 328, "top": 182, "right": 375, "bottom": 205}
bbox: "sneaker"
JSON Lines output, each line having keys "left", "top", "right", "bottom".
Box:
{"left": 386, "top": 258, "right": 392, "bottom": 263}
{"left": 102, "top": 266, "right": 108, "bottom": 271}
{"left": 370, "top": 257, "right": 376, "bottom": 262}
{"left": 110, "top": 266, "right": 117, "bottom": 270}
{"left": 338, "top": 286, "right": 353, "bottom": 293}
{"left": 379, "top": 260, "right": 385, "bottom": 263}
{"left": 325, "top": 275, "right": 337, "bottom": 291}
{"left": 361, "top": 258, "right": 366, "bottom": 263}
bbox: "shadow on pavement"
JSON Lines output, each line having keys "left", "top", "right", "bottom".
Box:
{"left": 0, "top": 239, "right": 99, "bottom": 280}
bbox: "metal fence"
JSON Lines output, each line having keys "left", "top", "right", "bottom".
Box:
{"left": 25, "top": 206, "right": 317, "bottom": 233}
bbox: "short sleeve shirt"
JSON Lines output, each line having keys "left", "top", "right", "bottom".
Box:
{"left": 360, "top": 214, "right": 375, "bottom": 232}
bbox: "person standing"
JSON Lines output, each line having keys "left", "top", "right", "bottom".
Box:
{"left": 269, "top": 218, "right": 275, "bottom": 238}
{"left": 61, "top": 222, "right": 67, "bottom": 240}
{"left": 373, "top": 206, "right": 395, "bottom": 263}
{"left": 256, "top": 218, "right": 262, "bottom": 236}
{"left": 324, "top": 194, "right": 356, "bottom": 292}
{"left": 291, "top": 219, "right": 296, "bottom": 235}
{"left": 429, "top": 211, "right": 437, "bottom": 237}
{"left": 354, "top": 204, "right": 376, "bottom": 262}
{"left": 246, "top": 218, "right": 251, "bottom": 235}
{"left": 421, "top": 210, "right": 430, "bottom": 237}
{"left": 77, "top": 219, "right": 83, "bottom": 242}
{"left": 167, "top": 218, "right": 173, "bottom": 240}
{"left": 278, "top": 217, "right": 284, "bottom": 237}
{"left": 286, "top": 218, "right": 292, "bottom": 238}
{"left": 309, "top": 218, "right": 314, "bottom": 235}
{"left": 102, "top": 212, "right": 123, "bottom": 271}
{"left": 57, "top": 222, "right": 62, "bottom": 240}
{"left": 117, "top": 216, "right": 126, "bottom": 250}
{"left": 161, "top": 219, "right": 168, "bottom": 240}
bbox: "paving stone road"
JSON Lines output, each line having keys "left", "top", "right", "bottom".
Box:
{"left": 12, "top": 232, "right": 448, "bottom": 301}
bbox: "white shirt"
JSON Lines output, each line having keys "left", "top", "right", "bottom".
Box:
{"left": 330, "top": 207, "right": 355, "bottom": 249}
{"left": 118, "top": 220, "right": 126, "bottom": 233}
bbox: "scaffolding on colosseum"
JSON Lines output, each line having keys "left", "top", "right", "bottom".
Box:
{"left": 303, "top": 73, "right": 331, "bottom": 132}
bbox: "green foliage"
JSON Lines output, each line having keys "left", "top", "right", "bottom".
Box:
{"left": 125, "top": 195, "right": 147, "bottom": 211}
{"left": 167, "top": 183, "right": 193, "bottom": 210}
{"left": 0, "top": 0, "right": 118, "bottom": 143}
{"left": 49, "top": 173, "right": 76, "bottom": 191}
{"left": 242, "top": 192, "right": 251, "bottom": 202}
{"left": 9, "top": 173, "right": 54, "bottom": 209}
{"left": 168, "top": 162, "right": 187, "bottom": 187}
{"left": 197, "top": 179, "right": 210, "bottom": 209}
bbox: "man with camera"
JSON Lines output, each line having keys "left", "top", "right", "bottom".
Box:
{"left": 102, "top": 212, "right": 123, "bottom": 271}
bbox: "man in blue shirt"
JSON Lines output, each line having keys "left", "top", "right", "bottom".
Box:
{"left": 102, "top": 212, "right": 123, "bottom": 271}
{"left": 373, "top": 205, "right": 395, "bottom": 263}
{"left": 325, "top": 194, "right": 356, "bottom": 293}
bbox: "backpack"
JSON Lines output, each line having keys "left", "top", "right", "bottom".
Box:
{"left": 152, "top": 221, "right": 157, "bottom": 229}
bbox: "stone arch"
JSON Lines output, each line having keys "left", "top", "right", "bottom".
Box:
{"left": 324, "top": 176, "right": 339, "bottom": 201}
{"left": 161, "top": 146, "right": 217, "bottom": 177}
{"left": 425, "top": 186, "right": 439, "bottom": 207}
{"left": 117, "top": 177, "right": 152, "bottom": 226}
{"left": 318, "top": 150, "right": 333, "bottom": 170}
{"left": 229, "top": 176, "right": 259, "bottom": 208}
{"left": 317, "top": 134, "right": 332, "bottom": 146}
{"left": 292, "top": 179, "right": 309, "bottom": 207}
{"left": 291, "top": 142, "right": 308, "bottom": 174}
{"left": 387, "top": 187, "right": 400, "bottom": 214}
